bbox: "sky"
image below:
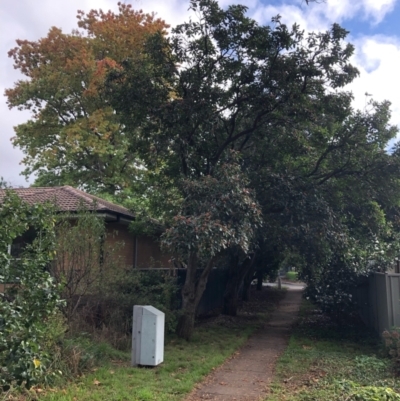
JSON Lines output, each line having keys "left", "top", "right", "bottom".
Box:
{"left": 0, "top": 0, "right": 399, "bottom": 187}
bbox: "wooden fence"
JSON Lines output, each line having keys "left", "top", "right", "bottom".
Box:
{"left": 353, "top": 272, "right": 400, "bottom": 335}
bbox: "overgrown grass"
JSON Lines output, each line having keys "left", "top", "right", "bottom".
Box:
{"left": 5, "top": 288, "right": 285, "bottom": 401}
{"left": 267, "top": 301, "right": 400, "bottom": 401}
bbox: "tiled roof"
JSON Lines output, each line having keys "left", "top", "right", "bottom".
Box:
{"left": 0, "top": 186, "right": 134, "bottom": 220}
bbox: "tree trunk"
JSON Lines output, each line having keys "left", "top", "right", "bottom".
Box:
{"left": 256, "top": 270, "right": 263, "bottom": 291}
{"left": 242, "top": 265, "right": 256, "bottom": 301}
{"left": 176, "top": 253, "right": 215, "bottom": 340}
{"left": 241, "top": 279, "right": 251, "bottom": 302}
{"left": 176, "top": 303, "right": 196, "bottom": 340}
{"left": 223, "top": 255, "right": 240, "bottom": 316}
{"left": 224, "top": 252, "right": 257, "bottom": 316}
{"left": 223, "top": 272, "right": 241, "bottom": 316}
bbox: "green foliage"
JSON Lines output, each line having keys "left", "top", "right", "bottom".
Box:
{"left": 335, "top": 380, "right": 400, "bottom": 401}
{"left": 162, "top": 158, "right": 262, "bottom": 260}
{"left": 33, "top": 287, "right": 282, "bottom": 401}
{"left": 6, "top": 4, "right": 168, "bottom": 194}
{"left": 383, "top": 329, "right": 400, "bottom": 372}
{"left": 285, "top": 271, "right": 298, "bottom": 281}
{"left": 269, "top": 300, "right": 399, "bottom": 401}
{"left": 51, "top": 207, "right": 123, "bottom": 320}
{"left": 304, "top": 229, "right": 400, "bottom": 317}
{"left": 0, "top": 190, "right": 62, "bottom": 389}
{"left": 102, "top": 269, "right": 180, "bottom": 336}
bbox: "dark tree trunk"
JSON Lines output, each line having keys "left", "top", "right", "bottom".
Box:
{"left": 176, "top": 303, "right": 196, "bottom": 340}
{"left": 256, "top": 270, "right": 263, "bottom": 291}
{"left": 223, "top": 272, "right": 241, "bottom": 316}
{"left": 242, "top": 279, "right": 251, "bottom": 302}
{"left": 223, "top": 256, "right": 240, "bottom": 316}
{"left": 176, "top": 253, "right": 215, "bottom": 340}
{"left": 242, "top": 263, "right": 256, "bottom": 301}
{"left": 223, "top": 252, "right": 257, "bottom": 316}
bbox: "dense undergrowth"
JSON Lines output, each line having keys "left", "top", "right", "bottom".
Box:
{"left": 267, "top": 301, "right": 400, "bottom": 401}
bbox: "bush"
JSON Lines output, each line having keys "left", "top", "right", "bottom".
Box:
{"left": 49, "top": 208, "right": 180, "bottom": 353}
{"left": 102, "top": 269, "right": 180, "bottom": 337}
{"left": 303, "top": 255, "right": 361, "bottom": 319}
{"left": 0, "top": 190, "right": 63, "bottom": 390}
{"left": 51, "top": 209, "right": 109, "bottom": 321}
{"left": 52, "top": 335, "right": 128, "bottom": 378}
{"left": 67, "top": 269, "right": 180, "bottom": 350}
{"left": 382, "top": 328, "right": 400, "bottom": 372}
{"left": 335, "top": 380, "right": 400, "bottom": 401}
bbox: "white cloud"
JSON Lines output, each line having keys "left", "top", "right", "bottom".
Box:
{"left": 251, "top": 0, "right": 398, "bottom": 31}
{"left": 314, "top": 0, "right": 396, "bottom": 25}
{"left": 361, "top": 0, "right": 397, "bottom": 24}
{"left": 249, "top": 1, "right": 400, "bottom": 133}
{"left": 252, "top": 4, "right": 323, "bottom": 31}
{"left": 349, "top": 35, "right": 400, "bottom": 128}
{"left": 133, "top": 0, "right": 190, "bottom": 26}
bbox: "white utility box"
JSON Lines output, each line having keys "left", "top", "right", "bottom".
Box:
{"left": 132, "top": 305, "right": 165, "bottom": 367}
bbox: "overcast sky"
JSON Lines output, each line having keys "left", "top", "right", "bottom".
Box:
{"left": 1, "top": 0, "right": 399, "bottom": 187}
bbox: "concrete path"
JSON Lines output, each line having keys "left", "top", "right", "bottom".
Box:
{"left": 186, "top": 288, "right": 303, "bottom": 401}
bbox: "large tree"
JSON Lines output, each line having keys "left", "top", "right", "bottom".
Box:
{"left": 111, "top": 2, "right": 358, "bottom": 181}
{"left": 107, "top": 0, "right": 364, "bottom": 333}
{"left": 6, "top": 3, "right": 168, "bottom": 193}
{"left": 8, "top": 0, "right": 400, "bottom": 335}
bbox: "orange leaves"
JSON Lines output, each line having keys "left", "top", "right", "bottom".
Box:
{"left": 85, "top": 58, "right": 122, "bottom": 98}
{"left": 7, "top": 3, "right": 168, "bottom": 108}
{"left": 76, "top": 3, "right": 169, "bottom": 62}
{"left": 6, "top": 3, "right": 168, "bottom": 190}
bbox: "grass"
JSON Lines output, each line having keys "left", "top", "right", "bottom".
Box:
{"left": 266, "top": 301, "right": 400, "bottom": 401}
{"left": 285, "top": 271, "right": 298, "bottom": 281}
{"left": 7, "top": 287, "right": 285, "bottom": 401}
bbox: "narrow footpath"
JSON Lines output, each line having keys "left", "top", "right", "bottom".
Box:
{"left": 186, "top": 287, "right": 303, "bottom": 401}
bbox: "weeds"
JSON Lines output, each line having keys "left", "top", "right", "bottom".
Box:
{"left": 1, "top": 287, "right": 285, "bottom": 401}
{"left": 267, "top": 300, "right": 399, "bottom": 401}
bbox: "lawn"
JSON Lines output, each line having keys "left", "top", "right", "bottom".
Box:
{"left": 6, "top": 288, "right": 285, "bottom": 401}
{"left": 267, "top": 301, "right": 400, "bottom": 401}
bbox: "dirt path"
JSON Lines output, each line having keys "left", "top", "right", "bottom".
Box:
{"left": 186, "top": 288, "right": 303, "bottom": 401}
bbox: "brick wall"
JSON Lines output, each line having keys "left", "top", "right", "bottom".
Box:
{"left": 105, "top": 222, "right": 135, "bottom": 268}
{"left": 135, "top": 235, "right": 173, "bottom": 269}
{"left": 105, "top": 224, "right": 173, "bottom": 269}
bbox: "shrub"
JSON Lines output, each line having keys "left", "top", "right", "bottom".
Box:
{"left": 382, "top": 328, "right": 400, "bottom": 372}
{"left": 49, "top": 207, "right": 180, "bottom": 351}
{"left": 66, "top": 268, "right": 180, "bottom": 350}
{"left": 51, "top": 206, "right": 127, "bottom": 321}
{"left": 0, "top": 190, "right": 63, "bottom": 390}
{"left": 101, "top": 269, "right": 180, "bottom": 338}
{"left": 335, "top": 380, "right": 400, "bottom": 401}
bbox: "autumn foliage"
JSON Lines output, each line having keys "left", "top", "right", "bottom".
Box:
{"left": 6, "top": 3, "right": 168, "bottom": 193}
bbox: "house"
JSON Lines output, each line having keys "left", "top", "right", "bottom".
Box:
{"left": 0, "top": 186, "right": 229, "bottom": 318}
{"left": 0, "top": 186, "right": 172, "bottom": 270}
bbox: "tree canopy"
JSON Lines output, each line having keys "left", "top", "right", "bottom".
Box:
{"left": 6, "top": 0, "right": 400, "bottom": 337}
{"left": 6, "top": 3, "right": 168, "bottom": 194}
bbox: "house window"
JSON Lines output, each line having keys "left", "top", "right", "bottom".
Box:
{"left": 10, "top": 227, "right": 38, "bottom": 258}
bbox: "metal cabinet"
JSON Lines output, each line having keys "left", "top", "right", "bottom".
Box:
{"left": 132, "top": 305, "right": 165, "bottom": 366}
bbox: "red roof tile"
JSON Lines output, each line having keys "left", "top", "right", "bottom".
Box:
{"left": 0, "top": 186, "right": 134, "bottom": 220}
